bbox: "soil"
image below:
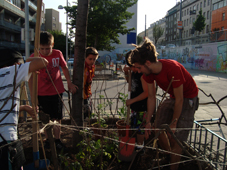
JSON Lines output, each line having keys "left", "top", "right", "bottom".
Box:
{"left": 18, "top": 118, "right": 214, "bottom": 170}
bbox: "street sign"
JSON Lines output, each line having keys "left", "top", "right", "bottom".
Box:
{"left": 177, "top": 21, "right": 183, "bottom": 29}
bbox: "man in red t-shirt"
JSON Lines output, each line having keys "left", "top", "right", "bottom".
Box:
{"left": 130, "top": 38, "right": 198, "bottom": 170}
{"left": 29, "top": 31, "right": 78, "bottom": 151}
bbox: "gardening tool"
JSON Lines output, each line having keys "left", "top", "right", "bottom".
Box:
{"left": 24, "top": 0, "right": 50, "bottom": 169}
{"left": 119, "top": 70, "right": 136, "bottom": 161}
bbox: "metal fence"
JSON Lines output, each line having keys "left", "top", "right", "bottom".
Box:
{"left": 188, "top": 121, "right": 227, "bottom": 170}
{"left": 53, "top": 94, "right": 227, "bottom": 170}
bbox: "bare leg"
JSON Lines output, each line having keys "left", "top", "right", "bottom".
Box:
{"left": 158, "top": 131, "right": 171, "bottom": 151}
{"left": 170, "top": 141, "right": 182, "bottom": 170}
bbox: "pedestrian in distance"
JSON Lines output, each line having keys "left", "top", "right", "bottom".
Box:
{"left": 29, "top": 31, "right": 78, "bottom": 151}
{"left": 129, "top": 37, "right": 199, "bottom": 170}
{"left": 0, "top": 48, "right": 48, "bottom": 170}
{"left": 83, "top": 47, "right": 99, "bottom": 120}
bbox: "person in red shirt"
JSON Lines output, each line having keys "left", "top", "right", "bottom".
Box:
{"left": 83, "top": 47, "right": 99, "bottom": 120}
{"left": 129, "top": 38, "right": 199, "bottom": 170}
{"left": 29, "top": 31, "right": 78, "bottom": 151}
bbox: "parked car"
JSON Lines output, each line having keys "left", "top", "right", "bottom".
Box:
{"left": 166, "top": 44, "right": 176, "bottom": 49}
{"left": 68, "top": 58, "right": 74, "bottom": 67}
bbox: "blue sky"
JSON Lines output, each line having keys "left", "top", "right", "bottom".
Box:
{"left": 43, "top": 0, "right": 178, "bottom": 35}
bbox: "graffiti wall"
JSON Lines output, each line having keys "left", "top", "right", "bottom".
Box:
{"left": 97, "top": 48, "right": 133, "bottom": 64}
{"left": 157, "top": 41, "right": 227, "bottom": 73}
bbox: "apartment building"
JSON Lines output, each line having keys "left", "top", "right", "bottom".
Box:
{"left": 211, "top": 0, "right": 227, "bottom": 30}
{"left": 0, "top": 0, "right": 45, "bottom": 54}
{"left": 165, "top": 0, "right": 212, "bottom": 46}
{"left": 45, "top": 8, "right": 61, "bottom": 32}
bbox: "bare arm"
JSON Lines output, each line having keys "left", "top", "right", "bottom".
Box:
{"left": 123, "top": 65, "right": 130, "bottom": 82}
{"left": 145, "top": 82, "right": 156, "bottom": 139}
{"left": 170, "top": 84, "right": 184, "bottom": 133}
{"left": 126, "top": 76, "right": 148, "bottom": 106}
{"left": 61, "top": 65, "right": 78, "bottom": 94}
{"left": 19, "top": 105, "right": 37, "bottom": 119}
{"left": 26, "top": 57, "right": 48, "bottom": 73}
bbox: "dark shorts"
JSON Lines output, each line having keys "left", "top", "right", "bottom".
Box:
{"left": 38, "top": 93, "right": 63, "bottom": 120}
{"left": 155, "top": 96, "right": 198, "bottom": 142}
{"left": 0, "top": 140, "right": 25, "bottom": 170}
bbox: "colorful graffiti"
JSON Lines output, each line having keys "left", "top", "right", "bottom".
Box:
{"left": 157, "top": 41, "right": 227, "bottom": 73}
{"left": 98, "top": 48, "right": 132, "bottom": 64}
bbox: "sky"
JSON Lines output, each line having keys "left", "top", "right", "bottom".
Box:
{"left": 43, "top": 0, "right": 179, "bottom": 35}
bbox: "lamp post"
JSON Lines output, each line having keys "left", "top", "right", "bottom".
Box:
{"left": 58, "top": 0, "right": 69, "bottom": 66}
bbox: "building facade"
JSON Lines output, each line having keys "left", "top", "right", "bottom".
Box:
{"left": 0, "top": 0, "right": 45, "bottom": 55}
{"left": 45, "top": 8, "right": 61, "bottom": 32}
{"left": 211, "top": 0, "right": 227, "bottom": 30}
{"left": 139, "top": 0, "right": 227, "bottom": 47}
{"left": 165, "top": 0, "right": 212, "bottom": 46}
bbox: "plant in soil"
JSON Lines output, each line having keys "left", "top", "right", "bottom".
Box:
{"left": 73, "top": 130, "right": 119, "bottom": 170}
{"left": 117, "top": 92, "right": 128, "bottom": 120}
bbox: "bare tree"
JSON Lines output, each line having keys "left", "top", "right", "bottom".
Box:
{"left": 72, "top": 0, "right": 89, "bottom": 149}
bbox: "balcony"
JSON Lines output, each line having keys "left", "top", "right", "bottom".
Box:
{"left": 0, "top": 40, "right": 34, "bottom": 51}
{"left": 0, "top": 20, "right": 21, "bottom": 32}
{"left": 21, "top": 0, "right": 37, "bottom": 11}
{"left": 0, "top": 0, "right": 36, "bottom": 22}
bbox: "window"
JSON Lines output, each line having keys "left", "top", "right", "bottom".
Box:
{"left": 187, "top": 9, "right": 189, "bottom": 15}
{"left": 219, "top": 1, "right": 223, "bottom": 8}
{"left": 53, "top": 17, "right": 56, "bottom": 21}
{"left": 200, "top": 2, "right": 202, "bottom": 9}
{"left": 221, "top": 27, "right": 224, "bottom": 30}
{"left": 208, "top": 0, "right": 210, "bottom": 6}
{"left": 207, "top": 11, "right": 209, "bottom": 19}
{"left": 203, "top": 12, "right": 206, "bottom": 18}
{"left": 193, "top": 5, "right": 196, "bottom": 10}
{"left": 213, "top": 3, "right": 218, "bottom": 10}
{"left": 206, "top": 25, "right": 209, "bottom": 33}
{"left": 197, "top": 4, "right": 199, "bottom": 10}
{"left": 222, "top": 13, "right": 225, "bottom": 21}
{"left": 53, "top": 23, "right": 56, "bottom": 28}
{"left": 187, "top": 19, "right": 189, "bottom": 26}
{"left": 184, "top": 10, "right": 186, "bottom": 16}
{"left": 190, "top": 17, "right": 192, "bottom": 24}
{"left": 204, "top": 0, "right": 206, "bottom": 7}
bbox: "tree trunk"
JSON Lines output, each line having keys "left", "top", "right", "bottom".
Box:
{"left": 72, "top": 0, "right": 89, "bottom": 150}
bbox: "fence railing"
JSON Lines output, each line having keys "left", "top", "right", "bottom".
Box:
{"left": 188, "top": 121, "right": 227, "bottom": 170}
{"left": 35, "top": 94, "right": 227, "bottom": 170}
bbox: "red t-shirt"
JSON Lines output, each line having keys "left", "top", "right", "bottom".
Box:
{"left": 143, "top": 59, "right": 198, "bottom": 98}
{"left": 30, "top": 49, "right": 66, "bottom": 96}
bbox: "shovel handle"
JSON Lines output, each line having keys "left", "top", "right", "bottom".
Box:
{"left": 126, "top": 70, "right": 131, "bottom": 125}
